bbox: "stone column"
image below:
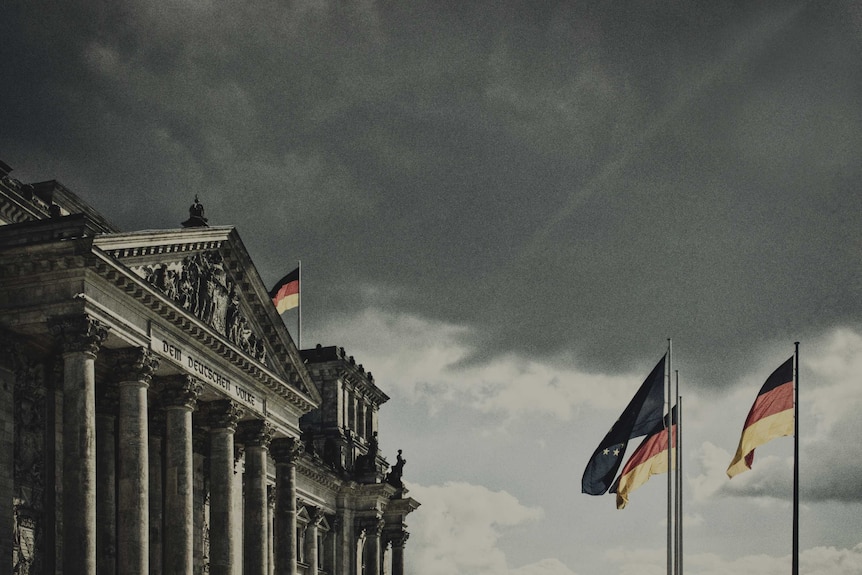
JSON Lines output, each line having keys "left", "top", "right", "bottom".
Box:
{"left": 114, "top": 348, "right": 158, "bottom": 575}
{"left": 206, "top": 400, "right": 243, "bottom": 575}
{"left": 160, "top": 375, "right": 202, "bottom": 575}
{"left": 50, "top": 315, "right": 109, "bottom": 575}
{"left": 95, "top": 384, "right": 118, "bottom": 575}
{"left": 358, "top": 518, "right": 384, "bottom": 575}
{"left": 305, "top": 507, "right": 324, "bottom": 575}
{"left": 389, "top": 532, "right": 408, "bottom": 575}
{"left": 239, "top": 420, "right": 273, "bottom": 575}
{"left": 148, "top": 408, "right": 165, "bottom": 575}
{"left": 267, "top": 486, "right": 275, "bottom": 575}
{"left": 271, "top": 437, "right": 303, "bottom": 575}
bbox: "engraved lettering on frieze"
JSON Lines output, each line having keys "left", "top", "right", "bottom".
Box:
{"left": 132, "top": 251, "right": 268, "bottom": 365}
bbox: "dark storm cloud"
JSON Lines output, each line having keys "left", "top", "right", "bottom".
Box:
{"left": 2, "top": 1, "right": 861, "bottom": 387}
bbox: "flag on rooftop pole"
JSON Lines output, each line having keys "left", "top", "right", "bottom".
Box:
{"left": 269, "top": 267, "right": 300, "bottom": 314}
{"left": 611, "top": 404, "right": 677, "bottom": 510}
{"left": 727, "top": 356, "right": 794, "bottom": 478}
{"left": 269, "top": 263, "right": 302, "bottom": 347}
{"left": 582, "top": 355, "right": 666, "bottom": 495}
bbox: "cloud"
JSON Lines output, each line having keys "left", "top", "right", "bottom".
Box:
{"left": 312, "top": 307, "right": 668, "bottom": 420}
{"left": 606, "top": 543, "right": 862, "bottom": 575}
{"left": 510, "top": 558, "right": 580, "bottom": 575}
{"left": 685, "top": 327, "right": 862, "bottom": 504}
{"left": 406, "top": 481, "right": 547, "bottom": 575}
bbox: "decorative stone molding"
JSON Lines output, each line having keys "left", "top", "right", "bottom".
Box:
{"left": 356, "top": 516, "right": 385, "bottom": 536}
{"left": 386, "top": 531, "right": 409, "bottom": 549}
{"left": 204, "top": 399, "right": 244, "bottom": 432}
{"left": 111, "top": 347, "right": 159, "bottom": 386}
{"left": 237, "top": 420, "right": 273, "bottom": 449}
{"left": 48, "top": 315, "right": 109, "bottom": 356}
{"left": 130, "top": 251, "right": 268, "bottom": 365}
{"left": 307, "top": 505, "right": 325, "bottom": 527}
{"left": 270, "top": 437, "right": 303, "bottom": 464}
{"left": 158, "top": 375, "right": 203, "bottom": 410}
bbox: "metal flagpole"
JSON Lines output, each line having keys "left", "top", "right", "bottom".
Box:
{"left": 792, "top": 342, "right": 800, "bottom": 575}
{"left": 677, "top": 387, "right": 683, "bottom": 575}
{"left": 297, "top": 260, "right": 302, "bottom": 350}
{"left": 667, "top": 338, "right": 673, "bottom": 575}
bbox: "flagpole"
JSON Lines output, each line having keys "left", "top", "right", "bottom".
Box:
{"left": 667, "top": 338, "right": 673, "bottom": 575}
{"left": 792, "top": 342, "right": 800, "bottom": 575}
{"left": 676, "top": 387, "right": 683, "bottom": 575}
{"left": 297, "top": 259, "right": 302, "bottom": 350}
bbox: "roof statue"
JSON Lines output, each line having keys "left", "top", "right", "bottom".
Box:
{"left": 181, "top": 194, "right": 209, "bottom": 228}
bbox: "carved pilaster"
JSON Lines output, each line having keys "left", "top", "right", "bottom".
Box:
{"left": 49, "top": 315, "right": 109, "bottom": 357}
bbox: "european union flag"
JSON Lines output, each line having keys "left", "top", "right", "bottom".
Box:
{"left": 582, "top": 355, "right": 666, "bottom": 495}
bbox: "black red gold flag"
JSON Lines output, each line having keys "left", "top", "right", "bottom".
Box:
{"left": 269, "top": 267, "right": 300, "bottom": 314}
{"left": 727, "top": 357, "right": 794, "bottom": 478}
{"left": 611, "top": 406, "right": 677, "bottom": 509}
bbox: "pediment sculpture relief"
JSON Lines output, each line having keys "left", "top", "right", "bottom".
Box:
{"left": 132, "top": 251, "right": 268, "bottom": 365}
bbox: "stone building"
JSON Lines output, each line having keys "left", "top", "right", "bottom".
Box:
{"left": 0, "top": 159, "right": 419, "bottom": 575}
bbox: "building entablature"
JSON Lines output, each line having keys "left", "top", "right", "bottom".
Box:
{"left": 0, "top": 220, "right": 320, "bottom": 431}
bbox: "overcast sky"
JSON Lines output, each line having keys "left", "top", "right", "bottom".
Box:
{"left": 3, "top": 1, "right": 862, "bottom": 573}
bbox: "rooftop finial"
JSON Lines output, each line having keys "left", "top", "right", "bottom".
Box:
{"left": 181, "top": 195, "right": 209, "bottom": 228}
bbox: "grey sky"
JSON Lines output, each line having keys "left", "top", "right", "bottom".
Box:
{"left": 3, "top": 1, "right": 862, "bottom": 573}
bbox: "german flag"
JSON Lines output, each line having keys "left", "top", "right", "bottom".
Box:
{"left": 612, "top": 408, "right": 676, "bottom": 509}
{"left": 269, "top": 268, "right": 299, "bottom": 314}
{"left": 727, "top": 357, "right": 794, "bottom": 478}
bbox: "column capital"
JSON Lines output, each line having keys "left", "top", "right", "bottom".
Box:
{"left": 386, "top": 531, "right": 409, "bottom": 549}
{"left": 270, "top": 437, "right": 303, "bottom": 464}
{"left": 111, "top": 347, "right": 159, "bottom": 386}
{"left": 203, "top": 399, "right": 244, "bottom": 432}
{"left": 237, "top": 420, "right": 273, "bottom": 449}
{"left": 356, "top": 515, "right": 385, "bottom": 536}
{"left": 158, "top": 374, "right": 203, "bottom": 410}
{"left": 49, "top": 314, "right": 109, "bottom": 356}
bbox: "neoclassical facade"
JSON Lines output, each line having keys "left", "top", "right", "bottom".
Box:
{"left": 0, "top": 160, "right": 419, "bottom": 575}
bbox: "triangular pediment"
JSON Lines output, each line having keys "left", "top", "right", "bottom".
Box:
{"left": 92, "top": 226, "right": 319, "bottom": 404}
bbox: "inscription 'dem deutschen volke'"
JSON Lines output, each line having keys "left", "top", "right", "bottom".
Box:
{"left": 154, "top": 335, "right": 260, "bottom": 413}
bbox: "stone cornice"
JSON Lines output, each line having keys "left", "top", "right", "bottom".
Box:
{"left": 296, "top": 456, "right": 344, "bottom": 492}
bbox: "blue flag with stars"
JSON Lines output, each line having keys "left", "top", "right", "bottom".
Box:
{"left": 582, "top": 355, "right": 666, "bottom": 495}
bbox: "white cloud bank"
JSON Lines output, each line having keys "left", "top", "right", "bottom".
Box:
{"left": 608, "top": 543, "right": 862, "bottom": 575}
{"left": 687, "top": 327, "right": 862, "bottom": 504}
{"left": 406, "top": 481, "right": 862, "bottom": 575}
{"left": 407, "top": 481, "right": 567, "bottom": 575}
{"left": 313, "top": 307, "right": 663, "bottom": 420}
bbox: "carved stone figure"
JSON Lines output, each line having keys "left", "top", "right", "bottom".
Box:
{"left": 131, "top": 251, "right": 268, "bottom": 365}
